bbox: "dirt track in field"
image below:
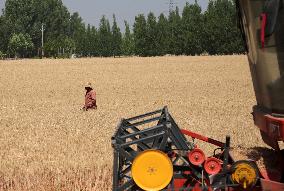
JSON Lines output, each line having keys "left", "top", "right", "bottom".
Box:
{"left": 0, "top": 56, "right": 276, "bottom": 190}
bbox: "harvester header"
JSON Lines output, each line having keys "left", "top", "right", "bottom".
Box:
{"left": 111, "top": 107, "right": 264, "bottom": 190}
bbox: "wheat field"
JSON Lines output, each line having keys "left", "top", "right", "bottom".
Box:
{"left": 0, "top": 56, "right": 274, "bottom": 190}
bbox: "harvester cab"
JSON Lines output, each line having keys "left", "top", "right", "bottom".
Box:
{"left": 237, "top": 0, "right": 284, "bottom": 151}
{"left": 111, "top": 0, "right": 284, "bottom": 190}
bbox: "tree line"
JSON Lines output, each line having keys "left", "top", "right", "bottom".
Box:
{"left": 0, "top": 0, "right": 245, "bottom": 58}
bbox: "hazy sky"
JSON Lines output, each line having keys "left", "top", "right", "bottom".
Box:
{"left": 0, "top": 0, "right": 209, "bottom": 31}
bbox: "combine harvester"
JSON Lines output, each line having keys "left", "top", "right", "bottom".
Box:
{"left": 112, "top": 0, "right": 284, "bottom": 190}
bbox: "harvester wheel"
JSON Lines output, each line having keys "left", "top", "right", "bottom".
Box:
{"left": 131, "top": 150, "right": 173, "bottom": 191}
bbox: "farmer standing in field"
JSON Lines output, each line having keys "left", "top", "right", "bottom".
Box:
{"left": 82, "top": 82, "right": 97, "bottom": 111}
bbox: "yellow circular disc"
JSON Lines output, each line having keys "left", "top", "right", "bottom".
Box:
{"left": 231, "top": 162, "right": 257, "bottom": 189}
{"left": 131, "top": 150, "right": 173, "bottom": 191}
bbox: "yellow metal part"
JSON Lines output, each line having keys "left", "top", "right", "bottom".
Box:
{"left": 131, "top": 150, "right": 173, "bottom": 191}
{"left": 231, "top": 162, "right": 257, "bottom": 189}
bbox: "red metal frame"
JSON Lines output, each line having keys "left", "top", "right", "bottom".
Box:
{"left": 252, "top": 106, "right": 284, "bottom": 150}
{"left": 260, "top": 178, "right": 284, "bottom": 191}
{"left": 171, "top": 130, "right": 225, "bottom": 190}
{"left": 180, "top": 127, "right": 284, "bottom": 190}
{"left": 181, "top": 129, "right": 224, "bottom": 148}
{"left": 173, "top": 180, "right": 213, "bottom": 191}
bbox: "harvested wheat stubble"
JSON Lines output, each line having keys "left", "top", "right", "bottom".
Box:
{"left": 0, "top": 55, "right": 275, "bottom": 190}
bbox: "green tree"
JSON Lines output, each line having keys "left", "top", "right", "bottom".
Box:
{"left": 98, "top": 15, "right": 112, "bottom": 57}
{"left": 122, "top": 21, "right": 134, "bottom": 56}
{"left": 44, "top": 35, "right": 75, "bottom": 58}
{"left": 1, "top": 0, "right": 245, "bottom": 57}
{"left": 69, "top": 12, "right": 86, "bottom": 55}
{"left": 62, "top": 37, "right": 75, "bottom": 56}
{"left": 156, "top": 13, "right": 169, "bottom": 56}
{"left": 90, "top": 26, "right": 99, "bottom": 57}
{"left": 204, "top": 0, "right": 244, "bottom": 54}
{"left": 83, "top": 24, "right": 99, "bottom": 57}
{"left": 84, "top": 24, "right": 92, "bottom": 56}
{"left": 111, "top": 14, "right": 122, "bottom": 57}
{"left": 44, "top": 38, "right": 58, "bottom": 57}
{"left": 182, "top": 1, "right": 203, "bottom": 55}
{"left": 8, "top": 33, "right": 34, "bottom": 58}
{"left": 0, "top": 51, "right": 5, "bottom": 59}
{"left": 168, "top": 7, "right": 183, "bottom": 55}
{"left": 4, "top": 0, "right": 71, "bottom": 57}
{"left": 133, "top": 14, "right": 147, "bottom": 56}
{"left": 0, "top": 15, "right": 13, "bottom": 54}
{"left": 146, "top": 12, "right": 158, "bottom": 56}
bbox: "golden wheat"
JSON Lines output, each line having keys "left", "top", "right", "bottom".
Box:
{"left": 0, "top": 56, "right": 274, "bottom": 190}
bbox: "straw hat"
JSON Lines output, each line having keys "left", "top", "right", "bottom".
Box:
{"left": 85, "top": 82, "right": 93, "bottom": 89}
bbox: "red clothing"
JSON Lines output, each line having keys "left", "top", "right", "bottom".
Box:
{"left": 85, "top": 90, "right": 97, "bottom": 109}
